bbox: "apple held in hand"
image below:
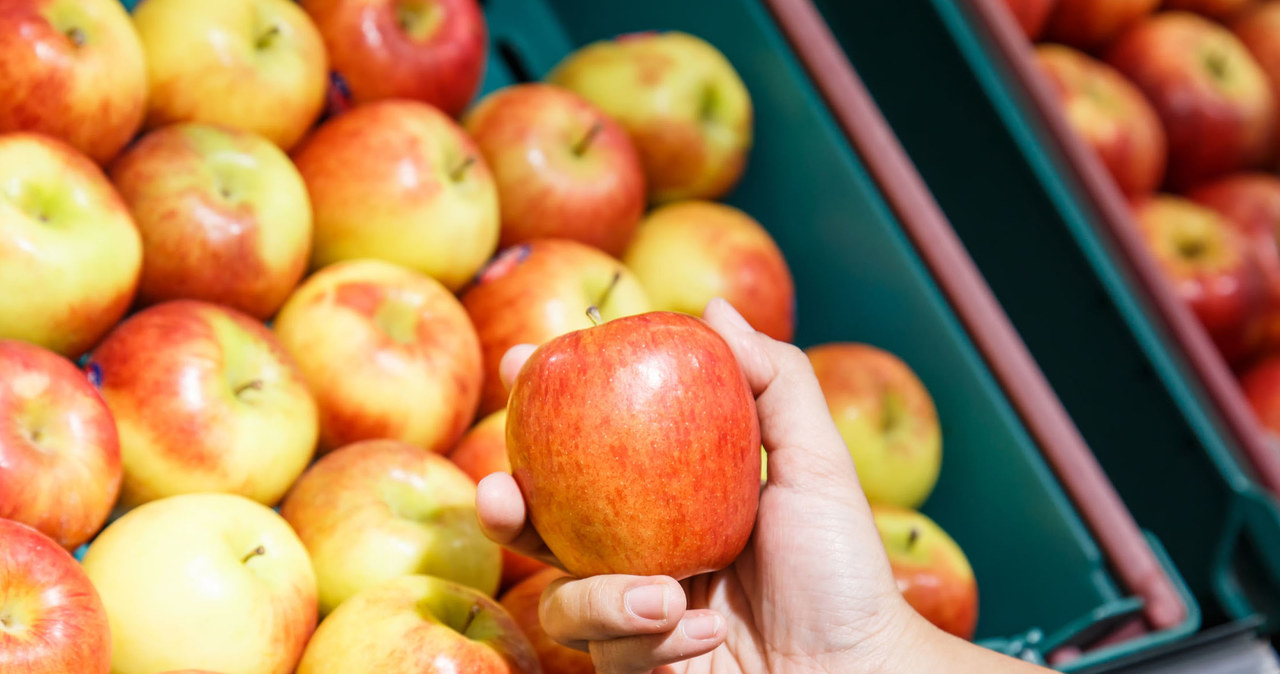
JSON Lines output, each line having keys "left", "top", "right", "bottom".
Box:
{"left": 0, "top": 0, "right": 146, "bottom": 165}
{"left": 500, "top": 568, "right": 595, "bottom": 674}
{"left": 131, "top": 0, "right": 328, "bottom": 150}
{"left": 999, "top": 0, "right": 1058, "bottom": 40}
{"left": 507, "top": 311, "right": 760, "bottom": 579}
{"left": 872, "top": 505, "right": 979, "bottom": 641}
{"left": 108, "top": 123, "right": 313, "bottom": 319}
{"left": 302, "top": 0, "right": 486, "bottom": 117}
{"left": 81, "top": 493, "right": 317, "bottom": 674}
{"left": 296, "top": 575, "right": 540, "bottom": 674}
{"left": 549, "top": 31, "right": 752, "bottom": 204}
{"left": 274, "top": 259, "right": 482, "bottom": 454}
{"left": 0, "top": 518, "right": 112, "bottom": 674}
{"left": 85, "top": 300, "right": 319, "bottom": 509}
{"left": 1043, "top": 0, "right": 1159, "bottom": 50}
{"left": 463, "top": 83, "right": 646, "bottom": 257}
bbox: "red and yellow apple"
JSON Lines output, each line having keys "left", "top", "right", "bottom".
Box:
{"left": 1000, "top": 0, "right": 1058, "bottom": 40}
{"left": 872, "top": 505, "right": 979, "bottom": 641}
{"left": 1044, "top": 0, "right": 1160, "bottom": 50}
{"left": 273, "top": 259, "right": 482, "bottom": 454}
{"left": 463, "top": 83, "right": 647, "bottom": 257}
{"left": 1232, "top": 2, "right": 1280, "bottom": 153}
{"left": 500, "top": 568, "right": 596, "bottom": 674}
{"left": 1167, "top": 0, "right": 1257, "bottom": 20}
{"left": 1190, "top": 173, "right": 1280, "bottom": 298}
{"left": 85, "top": 300, "right": 319, "bottom": 509}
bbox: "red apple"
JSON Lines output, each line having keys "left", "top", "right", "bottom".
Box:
{"left": 460, "top": 239, "right": 652, "bottom": 415}
{"left": 462, "top": 83, "right": 647, "bottom": 257}
{"left": 1242, "top": 354, "right": 1280, "bottom": 433}
{"left": 1189, "top": 173, "right": 1280, "bottom": 302}
{"left": 1036, "top": 44, "right": 1168, "bottom": 196}
{"left": 1232, "top": 2, "right": 1280, "bottom": 155}
{"left": 1000, "top": 0, "right": 1059, "bottom": 40}
{"left": 0, "top": 518, "right": 111, "bottom": 674}
{"left": 0, "top": 0, "right": 146, "bottom": 165}
{"left": 1166, "top": 0, "right": 1257, "bottom": 20}
{"left": 1107, "top": 12, "right": 1276, "bottom": 191}
{"left": 0, "top": 340, "right": 120, "bottom": 551}
{"left": 507, "top": 311, "right": 760, "bottom": 579}
{"left": 301, "top": 0, "right": 486, "bottom": 117}
{"left": 1044, "top": 0, "right": 1160, "bottom": 50}
{"left": 871, "top": 505, "right": 979, "bottom": 641}
{"left": 500, "top": 568, "right": 595, "bottom": 674}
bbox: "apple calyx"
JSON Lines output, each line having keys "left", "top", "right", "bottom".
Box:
{"left": 65, "top": 26, "right": 86, "bottom": 48}
{"left": 573, "top": 121, "right": 604, "bottom": 157}
{"left": 449, "top": 155, "right": 477, "bottom": 183}
{"left": 1177, "top": 237, "right": 1209, "bottom": 261}
{"left": 1202, "top": 49, "right": 1231, "bottom": 84}
{"left": 698, "top": 83, "right": 720, "bottom": 123}
{"left": 241, "top": 545, "right": 267, "bottom": 564}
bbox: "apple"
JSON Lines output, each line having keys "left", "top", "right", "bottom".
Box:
{"left": 0, "top": 0, "right": 146, "bottom": 165}
{"left": 1189, "top": 173, "right": 1280, "bottom": 303}
{"left": 280, "top": 438, "right": 501, "bottom": 615}
{"left": 1242, "top": 354, "right": 1280, "bottom": 435}
{"left": 621, "top": 200, "right": 796, "bottom": 342}
{"left": 296, "top": 575, "right": 540, "bottom": 673}
{"left": 81, "top": 493, "right": 317, "bottom": 674}
{"left": 871, "top": 504, "right": 979, "bottom": 641}
{"left": 463, "top": 83, "right": 647, "bottom": 257}
{"left": 108, "top": 123, "right": 313, "bottom": 320}
{"left": 548, "top": 31, "right": 752, "bottom": 204}
{"left": 1036, "top": 44, "right": 1168, "bottom": 196}
{"left": 1232, "top": 2, "right": 1280, "bottom": 152}
{"left": 0, "top": 340, "right": 120, "bottom": 551}
{"left": 301, "top": 0, "right": 486, "bottom": 117}
{"left": 1132, "top": 195, "right": 1264, "bottom": 363}
{"left": 461, "top": 239, "right": 652, "bottom": 415}
{"left": 447, "top": 409, "right": 551, "bottom": 590}
{"left": 507, "top": 311, "right": 759, "bottom": 579}
{"left": 0, "top": 133, "right": 142, "bottom": 358}
{"left": 1167, "top": 0, "right": 1257, "bottom": 20}
{"left": 805, "top": 343, "right": 941, "bottom": 509}
{"left": 1000, "top": 0, "right": 1058, "bottom": 40}
{"left": 1107, "top": 12, "right": 1275, "bottom": 191}
{"left": 0, "top": 518, "right": 111, "bottom": 674}
{"left": 273, "top": 259, "right": 482, "bottom": 454}
{"left": 500, "top": 568, "right": 596, "bottom": 674}
{"left": 1044, "top": 0, "right": 1159, "bottom": 50}
{"left": 85, "top": 300, "right": 319, "bottom": 509}
{"left": 293, "top": 99, "right": 500, "bottom": 291}
{"left": 131, "top": 0, "right": 328, "bottom": 151}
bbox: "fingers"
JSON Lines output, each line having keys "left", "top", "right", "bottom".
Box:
{"left": 474, "top": 472, "right": 562, "bottom": 569}
{"left": 500, "top": 343, "right": 538, "bottom": 390}
{"left": 588, "top": 611, "right": 726, "bottom": 674}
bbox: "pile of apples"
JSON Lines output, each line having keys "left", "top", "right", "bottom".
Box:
{"left": 0, "top": 0, "right": 978, "bottom": 671}
{"left": 1003, "top": 0, "right": 1280, "bottom": 439}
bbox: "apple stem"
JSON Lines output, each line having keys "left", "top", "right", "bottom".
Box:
{"left": 584, "top": 270, "right": 622, "bottom": 327}
{"left": 460, "top": 602, "right": 482, "bottom": 635}
{"left": 907, "top": 527, "right": 920, "bottom": 551}
{"left": 234, "top": 380, "right": 264, "bottom": 397}
{"left": 573, "top": 121, "right": 604, "bottom": 156}
{"left": 256, "top": 25, "right": 281, "bottom": 50}
{"left": 449, "top": 156, "right": 477, "bottom": 182}
{"left": 586, "top": 306, "right": 603, "bottom": 326}
{"left": 242, "top": 545, "right": 266, "bottom": 564}
{"left": 65, "top": 27, "right": 86, "bottom": 47}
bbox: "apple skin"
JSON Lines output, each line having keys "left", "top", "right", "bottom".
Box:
{"left": 871, "top": 505, "right": 979, "bottom": 641}
{"left": 805, "top": 343, "right": 941, "bottom": 509}
{"left": 1036, "top": 44, "right": 1168, "bottom": 196}
{"left": 296, "top": 574, "right": 541, "bottom": 674}
{"left": 280, "top": 439, "right": 501, "bottom": 615}
{"left": 293, "top": 99, "right": 500, "bottom": 291}
{"left": 500, "top": 568, "right": 596, "bottom": 674}
{"left": 0, "top": 518, "right": 112, "bottom": 674}
{"left": 463, "top": 83, "right": 647, "bottom": 257}
{"left": 548, "top": 31, "right": 752, "bottom": 204}
{"left": 131, "top": 0, "right": 328, "bottom": 151}
{"left": 1166, "top": 0, "right": 1258, "bottom": 20}
{"left": 0, "top": 340, "right": 120, "bottom": 550}
{"left": 447, "top": 409, "right": 552, "bottom": 591}
{"left": 461, "top": 239, "right": 651, "bottom": 415}
{"left": 1107, "top": 11, "right": 1276, "bottom": 192}
{"left": 108, "top": 123, "right": 313, "bottom": 320}
{"left": 622, "top": 200, "right": 796, "bottom": 342}
{"left": 273, "top": 259, "right": 482, "bottom": 454}
{"left": 507, "top": 311, "right": 760, "bottom": 579}
{"left": 301, "top": 0, "right": 486, "bottom": 117}
{"left": 85, "top": 300, "right": 319, "bottom": 509}
{"left": 1000, "top": 0, "right": 1059, "bottom": 40}
{"left": 1241, "top": 355, "right": 1280, "bottom": 436}
{"left": 0, "top": 0, "right": 146, "bottom": 165}
{"left": 1044, "top": 0, "right": 1160, "bottom": 50}
{"left": 81, "top": 493, "right": 317, "bottom": 674}
{"left": 1232, "top": 2, "right": 1280, "bottom": 154}
{"left": 0, "top": 133, "right": 142, "bottom": 358}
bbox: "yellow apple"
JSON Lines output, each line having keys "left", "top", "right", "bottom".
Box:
{"left": 872, "top": 505, "right": 978, "bottom": 640}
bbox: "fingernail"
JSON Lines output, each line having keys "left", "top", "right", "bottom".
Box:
{"left": 712, "top": 298, "right": 753, "bottom": 331}
{"left": 624, "top": 584, "right": 668, "bottom": 621}
{"left": 682, "top": 613, "right": 722, "bottom": 640}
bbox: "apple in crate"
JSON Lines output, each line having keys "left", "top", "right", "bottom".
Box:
{"left": 500, "top": 568, "right": 596, "bottom": 674}
{"left": 1241, "top": 355, "right": 1280, "bottom": 437}
{"left": 131, "top": 0, "right": 328, "bottom": 151}
{"left": 463, "top": 83, "right": 647, "bottom": 257}
{"left": 1168, "top": 0, "right": 1258, "bottom": 20}
{"left": 1035, "top": 44, "right": 1167, "bottom": 197}
{"left": 280, "top": 439, "right": 501, "bottom": 615}
{"left": 294, "top": 100, "right": 500, "bottom": 291}
{"left": 622, "top": 200, "right": 796, "bottom": 342}
{"left": 1232, "top": 2, "right": 1280, "bottom": 146}
{"left": 108, "top": 123, "right": 313, "bottom": 320}
{"left": 1107, "top": 12, "right": 1275, "bottom": 191}
{"left": 0, "top": 0, "right": 146, "bottom": 165}
{"left": 296, "top": 575, "right": 540, "bottom": 674}
{"left": 0, "top": 133, "right": 142, "bottom": 358}
{"left": 461, "top": 239, "right": 651, "bottom": 415}
{"left": 81, "top": 493, "right": 317, "bottom": 674}
{"left": 85, "top": 300, "right": 319, "bottom": 509}
{"left": 0, "top": 518, "right": 111, "bottom": 674}
{"left": 998, "top": 0, "right": 1058, "bottom": 40}
{"left": 872, "top": 505, "right": 979, "bottom": 641}
{"left": 273, "top": 259, "right": 482, "bottom": 454}
{"left": 302, "top": 0, "right": 486, "bottom": 117}
{"left": 1043, "top": 0, "right": 1159, "bottom": 50}
{"left": 0, "top": 340, "right": 120, "bottom": 551}
{"left": 507, "top": 311, "right": 759, "bottom": 579}
{"left": 549, "top": 31, "right": 752, "bottom": 204}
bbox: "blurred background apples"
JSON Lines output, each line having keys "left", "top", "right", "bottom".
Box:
{"left": 1000, "top": 0, "right": 1059, "bottom": 40}
{"left": 872, "top": 504, "right": 979, "bottom": 641}
{"left": 1043, "top": 0, "right": 1160, "bottom": 50}
{"left": 500, "top": 568, "right": 596, "bottom": 674}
